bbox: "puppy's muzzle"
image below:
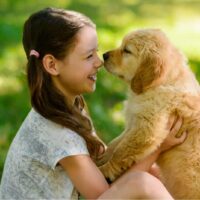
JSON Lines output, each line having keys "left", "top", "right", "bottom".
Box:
{"left": 103, "top": 52, "right": 109, "bottom": 61}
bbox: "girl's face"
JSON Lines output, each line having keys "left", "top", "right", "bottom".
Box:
{"left": 55, "top": 26, "right": 102, "bottom": 103}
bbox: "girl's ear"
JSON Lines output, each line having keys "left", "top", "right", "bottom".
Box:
{"left": 42, "top": 54, "right": 59, "bottom": 76}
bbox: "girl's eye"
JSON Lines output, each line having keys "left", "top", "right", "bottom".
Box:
{"left": 86, "top": 54, "right": 93, "bottom": 59}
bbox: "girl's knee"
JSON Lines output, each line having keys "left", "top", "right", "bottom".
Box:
{"left": 119, "top": 172, "right": 152, "bottom": 193}
{"left": 126, "top": 171, "right": 156, "bottom": 186}
{"left": 125, "top": 171, "right": 170, "bottom": 198}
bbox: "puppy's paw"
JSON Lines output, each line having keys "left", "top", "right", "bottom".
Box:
{"left": 99, "top": 162, "right": 122, "bottom": 181}
{"left": 96, "top": 147, "right": 115, "bottom": 166}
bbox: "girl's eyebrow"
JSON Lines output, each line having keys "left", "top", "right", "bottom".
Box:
{"left": 83, "top": 45, "right": 99, "bottom": 54}
{"left": 85, "top": 48, "right": 95, "bottom": 54}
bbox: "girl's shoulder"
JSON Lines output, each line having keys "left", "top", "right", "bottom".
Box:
{"left": 27, "top": 108, "right": 84, "bottom": 141}
{"left": 11, "top": 108, "right": 89, "bottom": 169}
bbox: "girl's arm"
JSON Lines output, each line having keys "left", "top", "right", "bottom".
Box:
{"left": 59, "top": 155, "right": 109, "bottom": 199}
{"left": 59, "top": 116, "right": 187, "bottom": 199}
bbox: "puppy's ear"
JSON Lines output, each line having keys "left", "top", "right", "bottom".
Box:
{"left": 131, "top": 48, "right": 165, "bottom": 94}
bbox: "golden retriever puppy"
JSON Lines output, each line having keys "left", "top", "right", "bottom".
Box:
{"left": 100, "top": 29, "right": 200, "bottom": 199}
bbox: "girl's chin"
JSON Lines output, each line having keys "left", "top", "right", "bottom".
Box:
{"left": 85, "top": 84, "right": 96, "bottom": 93}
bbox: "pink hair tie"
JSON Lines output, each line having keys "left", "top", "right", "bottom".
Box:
{"left": 29, "top": 49, "right": 40, "bottom": 58}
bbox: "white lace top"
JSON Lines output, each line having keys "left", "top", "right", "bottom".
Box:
{"left": 0, "top": 108, "right": 89, "bottom": 199}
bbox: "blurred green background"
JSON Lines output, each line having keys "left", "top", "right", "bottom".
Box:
{"left": 0, "top": 0, "right": 200, "bottom": 179}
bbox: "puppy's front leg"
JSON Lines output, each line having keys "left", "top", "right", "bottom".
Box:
{"left": 100, "top": 116, "right": 169, "bottom": 181}
{"left": 97, "top": 133, "right": 125, "bottom": 166}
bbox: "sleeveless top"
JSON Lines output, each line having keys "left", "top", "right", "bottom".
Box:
{"left": 0, "top": 108, "right": 89, "bottom": 199}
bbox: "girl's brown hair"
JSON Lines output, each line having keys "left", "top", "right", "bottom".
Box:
{"left": 22, "top": 7, "right": 105, "bottom": 159}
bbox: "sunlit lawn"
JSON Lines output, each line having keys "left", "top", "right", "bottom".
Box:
{"left": 0, "top": 0, "right": 200, "bottom": 178}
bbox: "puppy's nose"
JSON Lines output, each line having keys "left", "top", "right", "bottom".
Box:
{"left": 103, "top": 52, "right": 109, "bottom": 61}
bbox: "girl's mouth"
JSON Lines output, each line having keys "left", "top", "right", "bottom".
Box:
{"left": 88, "top": 74, "right": 97, "bottom": 81}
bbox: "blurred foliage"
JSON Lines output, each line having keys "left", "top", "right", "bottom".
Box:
{"left": 0, "top": 0, "right": 200, "bottom": 179}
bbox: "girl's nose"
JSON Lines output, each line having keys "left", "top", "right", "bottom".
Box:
{"left": 95, "top": 56, "right": 103, "bottom": 69}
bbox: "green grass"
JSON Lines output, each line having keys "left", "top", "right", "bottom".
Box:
{"left": 0, "top": 0, "right": 200, "bottom": 179}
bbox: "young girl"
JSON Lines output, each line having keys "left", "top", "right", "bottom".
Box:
{"left": 0, "top": 7, "right": 187, "bottom": 199}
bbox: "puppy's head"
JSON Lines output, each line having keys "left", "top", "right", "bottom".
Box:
{"left": 103, "top": 29, "right": 183, "bottom": 94}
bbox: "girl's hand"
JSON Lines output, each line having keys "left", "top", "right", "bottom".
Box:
{"left": 127, "top": 115, "right": 187, "bottom": 174}
{"left": 160, "top": 115, "right": 187, "bottom": 153}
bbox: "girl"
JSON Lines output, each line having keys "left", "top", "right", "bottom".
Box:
{"left": 0, "top": 7, "right": 187, "bottom": 199}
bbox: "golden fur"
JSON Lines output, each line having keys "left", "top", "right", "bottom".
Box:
{"left": 99, "top": 29, "right": 200, "bottom": 199}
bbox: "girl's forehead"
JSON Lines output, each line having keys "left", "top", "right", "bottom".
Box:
{"left": 75, "top": 26, "right": 98, "bottom": 52}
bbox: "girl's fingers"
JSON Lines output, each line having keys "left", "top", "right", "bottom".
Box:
{"left": 167, "top": 114, "right": 176, "bottom": 130}
{"left": 170, "top": 117, "right": 183, "bottom": 135}
{"left": 176, "top": 131, "right": 188, "bottom": 143}
{"left": 167, "top": 114, "right": 182, "bottom": 131}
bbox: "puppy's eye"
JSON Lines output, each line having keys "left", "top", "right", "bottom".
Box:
{"left": 123, "top": 48, "right": 132, "bottom": 54}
